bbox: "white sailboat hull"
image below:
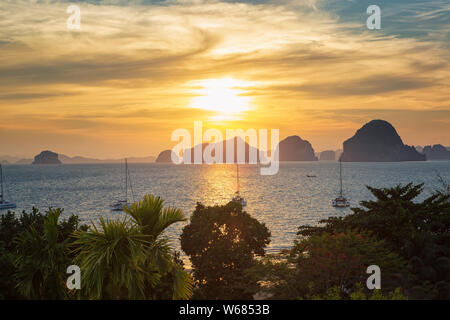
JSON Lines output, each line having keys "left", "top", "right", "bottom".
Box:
{"left": 232, "top": 194, "right": 247, "bottom": 207}
{"left": 110, "top": 200, "right": 130, "bottom": 211}
{"left": 0, "top": 201, "right": 17, "bottom": 210}
{"left": 332, "top": 197, "right": 350, "bottom": 207}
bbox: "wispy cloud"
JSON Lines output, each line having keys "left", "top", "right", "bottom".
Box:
{"left": 0, "top": 0, "right": 449, "bottom": 156}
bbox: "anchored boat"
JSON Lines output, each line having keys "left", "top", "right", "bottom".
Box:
{"left": 0, "top": 164, "right": 17, "bottom": 210}
{"left": 232, "top": 164, "right": 247, "bottom": 207}
{"left": 110, "top": 159, "right": 134, "bottom": 211}
{"left": 332, "top": 159, "right": 350, "bottom": 208}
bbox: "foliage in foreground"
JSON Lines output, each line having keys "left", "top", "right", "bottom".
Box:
{"left": 296, "top": 183, "right": 450, "bottom": 299}
{"left": 0, "top": 208, "right": 85, "bottom": 299}
{"left": 312, "top": 284, "right": 408, "bottom": 300}
{"left": 0, "top": 195, "right": 192, "bottom": 300}
{"left": 1, "top": 182, "right": 448, "bottom": 300}
{"left": 72, "top": 194, "right": 193, "bottom": 300}
{"left": 263, "top": 230, "right": 407, "bottom": 299}
{"left": 181, "top": 201, "right": 271, "bottom": 299}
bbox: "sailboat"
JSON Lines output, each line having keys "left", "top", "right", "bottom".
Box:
{"left": 110, "top": 159, "right": 133, "bottom": 211}
{"left": 232, "top": 163, "right": 247, "bottom": 207}
{"left": 0, "top": 164, "right": 17, "bottom": 210}
{"left": 332, "top": 159, "right": 350, "bottom": 208}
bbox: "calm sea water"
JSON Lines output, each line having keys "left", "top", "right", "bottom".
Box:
{"left": 1, "top": 161, "right": 449, "bottom": 255}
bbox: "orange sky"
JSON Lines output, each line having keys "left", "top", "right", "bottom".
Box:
{"left": 1, "top": 1, "right": 449, "bottom": 158}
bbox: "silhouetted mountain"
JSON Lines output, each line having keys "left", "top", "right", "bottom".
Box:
{"left": 182, "top": 136, "right": 265, "bottom": 163}
{"left": 0, "top": 155, "right": 22, "bottom": 164}
{"left": 16, "top": 159, "right": 33, "bottom": 164}
{"left": 155, "top": 150, "right": 178, "bottom": 163}
{"left": 1, "top": 153, "right": 156, "bottom": 164}
{"left": 276, "top": 136, "right": 318, "bottom": 161}
{"left": 422, "top": 144, "right": 450, "bottom": 160}
{"left": 341, "top": 120, "right": 425, "bottom": 162}
{"left": 319, "top": 150, "right": 335, "bottom": 161}
{"left": 32, "top": 150, "right": 61, "bottom": 164}
{"left": 58, "top": 154, "right": 156, "bottom": 164}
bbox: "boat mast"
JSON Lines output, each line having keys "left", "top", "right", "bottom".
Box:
{"left": 236, "top": 164, "right": 240, "bottom": 194}
{"left": 0, "top": 164, "right": 3, "bottom": 202}
{"left": 125, "top": 158, "right": 128, "bottom": 202}
{"left": 339, "top": 159, "right": 343, "bottom": 197}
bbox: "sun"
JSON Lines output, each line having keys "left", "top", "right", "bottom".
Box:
{"left": 188, "top": 78, "right": 255, "bottom": 119}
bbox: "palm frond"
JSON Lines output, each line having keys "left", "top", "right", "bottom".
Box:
{"left": 124, "top": 194, "right": 186, "bottom": 238}
{"left": 171, "top": 265, "right": 193, "bottom": 300}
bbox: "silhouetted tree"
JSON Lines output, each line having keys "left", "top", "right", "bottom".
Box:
{"left": 265, "top": 231, "right": 406, "bottom": 299}
{"left": 72, "top": 194, "right": 192, "bottom": 299}
{"left": 0, "top": 207, "right": 84, "bottom": 299}
{"left": 14, "top": 209, "right": 76, "bottom": 299}
{"left": 297, "top": 183, "right": 450, "bottom": 299}
{"left": 181, "top": 201, "right": 270, "bottom": 299}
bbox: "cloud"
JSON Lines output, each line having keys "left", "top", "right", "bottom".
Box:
{"left": 0, "top": 0, "right": 449, "bottom": 156}
{"left": 0, "top": 92, "right": 77, "bottom": 100}
{"left": 273, "top": 74, "right": 435, "bottom": 97}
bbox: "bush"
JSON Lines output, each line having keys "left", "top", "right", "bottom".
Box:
{"left": 266, "top": 230, "right": 406, "bottom": 299}
{"left": 181, "top": 201, "right": 270, "bottom": 299}
{"left": 72, "top": 194, "right": 192, "bottom": 300}
{"left": 0, "top": 207, "right": 85, "bottom": 299}
{"left": 297, "top": 183, "right": 450, "bottom": 299}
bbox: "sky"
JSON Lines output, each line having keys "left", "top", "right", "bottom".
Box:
{"left": 0, "top": 0, "right": 449, "bottom": 158}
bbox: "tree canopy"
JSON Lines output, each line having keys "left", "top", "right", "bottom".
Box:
{"left": 181, "top": 201, "right": 270, "bottom": 299}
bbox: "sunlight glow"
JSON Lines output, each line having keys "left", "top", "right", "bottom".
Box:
{"left": 188, "top": 78, "right": 255, "bottom": 119}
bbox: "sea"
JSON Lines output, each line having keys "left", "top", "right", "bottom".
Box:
{"left": 1, "top": 161, "right": 449, "bottom": 257}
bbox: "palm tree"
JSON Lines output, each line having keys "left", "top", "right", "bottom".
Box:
{"left": 72, "top": 194, "right": 192, "bottom": 299}
{"left": 14, "top": 208, "right": 70, "bottom": 299}
{"left": 124, "top": 194, "right": 192, "bottom": 300}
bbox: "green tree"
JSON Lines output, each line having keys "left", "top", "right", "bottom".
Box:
{"left": 310, "top": 283, "right": 408, "bottom": 300}
{"left": 125, "top": 194, "right": 192, "bottom": 300}
{"left": 13, "top": 208, "right": 75, "bottom": 299}
{"left": 297, "top": 183, "right": 450, "bottom": 299}
{"left": 72, "top": 194, "right": 192, "bottom": 300}
{"left": 0, "top": 207, "right": 84, "bottom": 299}
{"left": 181, "top": 201, "right": 271, "bottom": 299}
{"left": 0, "top": 245, "right": 18, "bottom": 299}
{"left": 265, "top": 231, "right": 406, "bottom": 299}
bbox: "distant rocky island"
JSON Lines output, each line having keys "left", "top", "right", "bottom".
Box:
{"left": 319, "top": 150, "right": 335, "bottom": 161}
{"left": 157, "top": 135, "right": 320, "bottom": 163}
{"left": 0, "top": 153, "right": 156, "bottom": 164}
{"left": 155, "top": 150, "right": 178, "bottom": 163}
{"left": 15, "top": 159, "right": 33, "bottom": 164}
{"left": 58, "top": 154, "right": 156, "bottom": 164}
{"left": 157, "top": 135, "right": 319, "bottom": 163}
{"left": 32, "top": 150, "right": 61, "bottom": 164}
{"left": 181, "top": 137, "right": 264, "bottom": 164}
{"left": 277, "top": 136, "right": 318, "bottom": 161}
{"left": 340, "top": 120, "right": 426, "bottom": 162}
{"left": 422, "top": 144, "right": 450, "bottom": 160}
{"left": 4, "top": 123, "right": 450, "bottom": 165}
